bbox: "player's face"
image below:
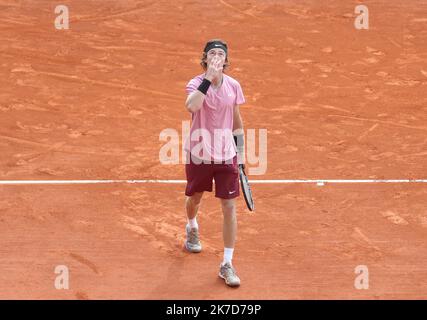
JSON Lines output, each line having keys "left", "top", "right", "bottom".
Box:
{"left": 206, "top": 48, "right": 226, "bottom": 66}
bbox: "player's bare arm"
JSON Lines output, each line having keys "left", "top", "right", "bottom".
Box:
{"left": 233, "top": 104, "right": 244, "bottom": 134}
{"left": 185, "top": 55, "right": 223, "bottom": 113}
{"left": 233, "top": 104, "right": 245, "bottom": 165}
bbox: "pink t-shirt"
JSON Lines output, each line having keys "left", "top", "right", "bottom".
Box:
{"left": 184, "top": 73, "right": 246, "bottom": 162}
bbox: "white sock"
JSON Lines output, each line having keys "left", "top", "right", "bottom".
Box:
{"left": 187, "top": 217, "right": 198, "bottom": 229}
{"left": 222, "top": 247, "right": 234, "bottom": 266}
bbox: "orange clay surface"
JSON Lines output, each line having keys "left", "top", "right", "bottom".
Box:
{"left": 0, "top": 0, "right": 426, "bottom": 299}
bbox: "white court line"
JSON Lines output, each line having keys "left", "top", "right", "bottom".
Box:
{"left": 0, "top": 179, "right": 426, "bottom": 185}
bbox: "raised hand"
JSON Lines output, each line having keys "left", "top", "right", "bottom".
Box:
{"left": 204, "top": 56, "right": 224, "bottom": 82}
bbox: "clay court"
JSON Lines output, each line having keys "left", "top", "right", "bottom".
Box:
{"left": 0, "top": 0, "right": 426, "bottom": 299}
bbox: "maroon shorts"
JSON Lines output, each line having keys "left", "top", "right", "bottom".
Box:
{"left": 185, "top": 154, "right": 240, "bottom": 199}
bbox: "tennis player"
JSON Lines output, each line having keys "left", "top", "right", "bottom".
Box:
{"left": 183, "top": 39, "right": 246, "bottom": 287}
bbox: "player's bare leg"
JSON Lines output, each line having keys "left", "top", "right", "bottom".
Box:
{"left": 184, "top": 192, "right": 203, "bottom": 253}
{"left": 186, "top": 192, "right": 203, "bottom": 220}
{"left": 221, "top": 198, "right": 237, "bottom": 248}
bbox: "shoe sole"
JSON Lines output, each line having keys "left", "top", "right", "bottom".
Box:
{"left": 218, "top": 273, "right": 240, "bottom": 287}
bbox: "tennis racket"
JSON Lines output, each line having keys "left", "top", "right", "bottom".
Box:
{"left": 238, "top": 164, "right": 254, "bottom": 212}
